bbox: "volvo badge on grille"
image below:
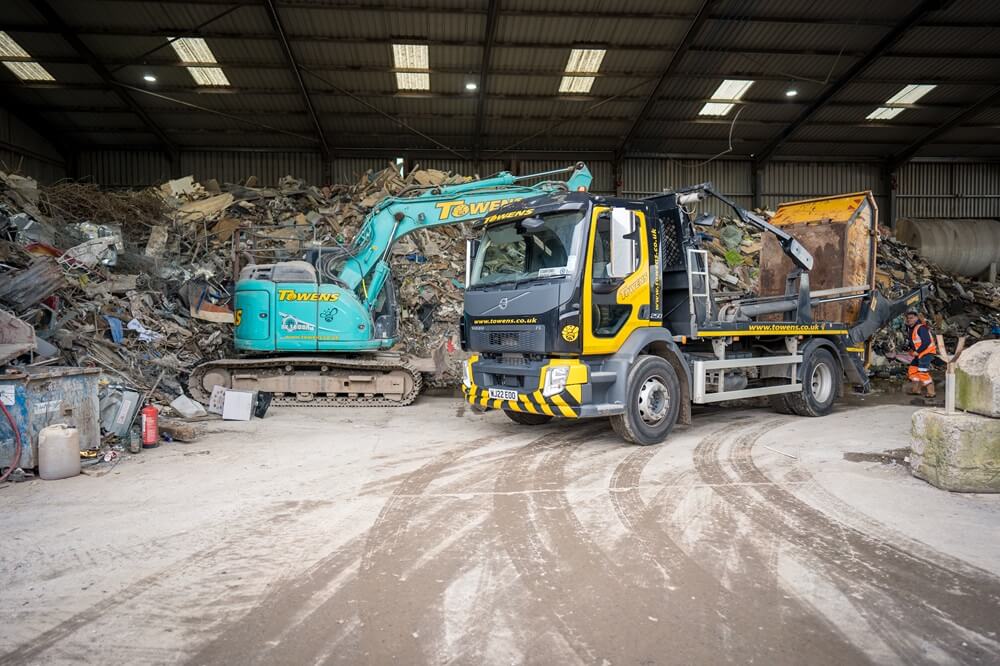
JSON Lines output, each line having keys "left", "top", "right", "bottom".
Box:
{"left": 482, "top": 292, "right": 528, "bottom": 314}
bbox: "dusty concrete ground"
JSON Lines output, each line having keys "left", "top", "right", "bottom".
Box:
{"left": 1, "top": 397, "right": 999, "bottom": 665}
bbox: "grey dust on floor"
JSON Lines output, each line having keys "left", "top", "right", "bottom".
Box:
{"left": 1, "top": 399, "right": 998, "bottom": 665}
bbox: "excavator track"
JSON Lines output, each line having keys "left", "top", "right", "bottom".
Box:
{"left": 188, "top": 354, "right": 423, "bottom": 407}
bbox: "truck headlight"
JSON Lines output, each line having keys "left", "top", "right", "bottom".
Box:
{"left": 542, "top": 366, "right": 569, "bottom": 397}
{"left": 462, "top": 361, "right": 472, "bottom": 389}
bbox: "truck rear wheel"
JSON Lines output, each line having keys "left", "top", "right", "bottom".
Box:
{"left": 610, "top": 355, "right": 681, "bottom": 446}
{"left": 786, "top": 348, "right": 839, "bottom": 417}
{"left": 503, "top": 410, "right": 553, "bottom": 426}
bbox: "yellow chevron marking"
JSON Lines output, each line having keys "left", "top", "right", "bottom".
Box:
{"left": 551, "top": 393, "right": 576, "bottom": 418}
{"left": 520, "top": 394, "right": 538, "bottom": 414}
{"left": 567, "top": 384, "right": 582, "bottom": 403}
{"left": 534, "top": 391, "right": 555, "bottom": 416}
{"left": 506, "top": 399, "right": 520, "bottom": 412}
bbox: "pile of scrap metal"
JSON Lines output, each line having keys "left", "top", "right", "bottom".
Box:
{"left": 0, "top": 164, "right": 476, "bottom": 406}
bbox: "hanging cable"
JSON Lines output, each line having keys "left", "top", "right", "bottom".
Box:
{"left": 299, "top": 66, "right": 469, "bottom": 161}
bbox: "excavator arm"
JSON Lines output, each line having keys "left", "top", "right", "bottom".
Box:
{"left": 334, "top": 163, "right": 593, "bottom": 308}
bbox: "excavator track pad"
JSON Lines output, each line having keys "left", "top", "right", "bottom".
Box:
{"left": 188, "top": 354, "right": 423, "bottom": 407}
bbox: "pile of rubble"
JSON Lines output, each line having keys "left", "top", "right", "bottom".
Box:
{"left": 0, "top": 164, "right": 472, "bottom": 403}
{"left": 702, "top": 212, "right": 764, "bottom": 294}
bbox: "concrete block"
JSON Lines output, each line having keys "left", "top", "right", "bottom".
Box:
{"left": 910, "top": 408, "right": 1000, "bottom": 493}
{"left": 956, "top": 340, "right": 1000, "bottom": 418}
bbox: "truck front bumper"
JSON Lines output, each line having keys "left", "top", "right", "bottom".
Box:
{"left": 462, "top": 355, "right": 622, "bottom": 418}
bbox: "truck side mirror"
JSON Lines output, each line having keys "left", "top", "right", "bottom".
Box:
{"left": 608, "top": 208, "right": 637, "bottom": 279}
{"left": 465, "top": 238, "right": 481, "bottom": 287}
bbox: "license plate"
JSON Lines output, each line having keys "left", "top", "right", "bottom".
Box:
{"left": 488, "top": 388, "right": 518, "bottom": 401}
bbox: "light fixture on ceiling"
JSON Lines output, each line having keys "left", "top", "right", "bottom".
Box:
{"left": 785, "top": 88, "right": 798, "bottom": 97}
{"left": 143, "top": 74, "right": 157, "bottom": 83}
{"left": 465, "top": 82, "right": 478, "bottom": 91}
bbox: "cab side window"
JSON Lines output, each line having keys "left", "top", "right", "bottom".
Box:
{"left": 591, "top": 216, "right": 632, "bottom": 337}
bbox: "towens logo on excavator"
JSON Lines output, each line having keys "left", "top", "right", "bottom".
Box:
{"left": 277, "top": 290, "right": 341, "bottom": 302}
{"left": 435, "top": 198, "right": 526, "bottom": 220}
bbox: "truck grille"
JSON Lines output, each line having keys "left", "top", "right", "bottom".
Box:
{"left": 470, "top": 327, "right": 544, "bottom": 353}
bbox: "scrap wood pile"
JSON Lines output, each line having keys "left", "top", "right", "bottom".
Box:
{"left": 0, "top": 164, "right": 474, "bottom": 403}
{"left": 870, "top": 234, "right": 999, "bottom": 375}
{"left": 698, "top": 209, "right": 1000, "bottom": 379}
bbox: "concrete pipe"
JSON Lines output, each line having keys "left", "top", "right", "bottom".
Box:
{"left": 895, "top": 218, "right": 1000, "bottom": 277}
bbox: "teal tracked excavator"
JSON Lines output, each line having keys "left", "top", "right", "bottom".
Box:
{"left": 188, "top": 163, "right": 593, "bottom": 406}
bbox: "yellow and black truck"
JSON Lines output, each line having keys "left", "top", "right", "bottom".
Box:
{"left": 460, "top": 184, "right": 928, "bottom": 445}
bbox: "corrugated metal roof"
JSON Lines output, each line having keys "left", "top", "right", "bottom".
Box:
{"left": 0, "top": 0, "right": 997, "bottom": 161}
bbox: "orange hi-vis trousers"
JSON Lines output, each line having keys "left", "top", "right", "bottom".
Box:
{"left": 908, "top": 365, "right": 933, "bottom": 386}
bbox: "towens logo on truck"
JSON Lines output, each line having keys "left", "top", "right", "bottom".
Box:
{"left": 278, "top": 290, "right": 340, "bottom": 302}
{"left": 436, "top": 198, "right": 526, "bottom": 220}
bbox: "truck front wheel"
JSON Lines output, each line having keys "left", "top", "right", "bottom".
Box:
{"left": 786, "top": 348, "right": 839, "bottom": 417}
{"left": 503, "top": 410, "right": 553, "bottom": 426}
{"left": 610, "top": 355, "right": 681, "bottom": 445}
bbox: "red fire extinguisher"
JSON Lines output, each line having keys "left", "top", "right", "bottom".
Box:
{"left": 141, "top": 404, "right": 159, "bottom": 448}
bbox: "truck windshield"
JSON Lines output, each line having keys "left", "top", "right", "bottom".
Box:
{"left": 469, "top": 210, "right": 585, "bottom": 288}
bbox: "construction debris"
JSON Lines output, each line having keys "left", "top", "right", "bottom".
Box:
{"left": 0, "top": 164, "right": 471, "bottom": 408}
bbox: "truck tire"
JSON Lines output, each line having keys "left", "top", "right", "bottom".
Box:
{"left": 786, "top": 348, "right": 839, "bottom": 417}
{"left": 503, "top": 410, "right": 553, "bottom": 426}
{"left": 610, "top": 355, "right": 681, "bottom": 445}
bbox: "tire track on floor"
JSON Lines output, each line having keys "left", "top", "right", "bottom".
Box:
{"left": 494, "top": 423, "right": 795, "bottom": 664}
{"left": 697, "top": 419, "right": 1000, "bottom": 664}
{"left": 354, "top": 431, "right": 518, "bottom": 664}
{"left": 608, "top": 428, "right": 869, "bottom": 664}
{"left": 189, "top": 433, "right": 520, "bottom": 665}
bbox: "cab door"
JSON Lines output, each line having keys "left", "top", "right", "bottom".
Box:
{"left": 582, "top": 205, "right": 653, "bottom": 355}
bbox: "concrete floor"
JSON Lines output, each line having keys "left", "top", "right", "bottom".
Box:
{"left": 1, "top": 397, "right": 999, "bottom": 665}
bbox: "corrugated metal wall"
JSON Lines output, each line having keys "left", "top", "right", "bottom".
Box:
{"left": 0, "top": 109, "right": 66, "bottom": 184}
{"left": 622, "top": 158, "right": 753, "bottom": 216}
{"left": 759, "top": 161, "right": 888, "bottom": 215}
{"left": 77, "top": 151, "right": 171, "bottom": 187}
{"left": 896, "top": 162, "right": 1000, "bottom": 218}
{"left": 181, "top": 152, "right": 324, "bottom": 187}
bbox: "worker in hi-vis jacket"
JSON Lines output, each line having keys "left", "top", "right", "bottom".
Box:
{"left": 904, "top": 310, "right": 937, "bottom": 399}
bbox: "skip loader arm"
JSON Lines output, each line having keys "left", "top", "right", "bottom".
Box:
{"left": 674, "top": 182, "right": 815, "bottom": 272}
{"left": 336, "top": 163, "right": 593, "bottom": 308}
{"left": 848, "top": 283, "right": 933, "bottom": 345}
